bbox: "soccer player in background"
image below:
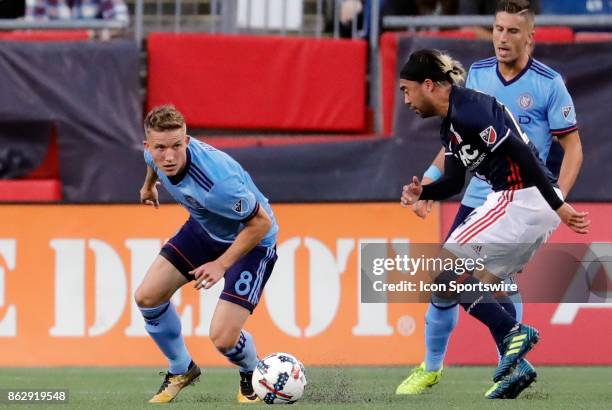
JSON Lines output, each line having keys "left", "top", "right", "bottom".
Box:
{"left": 397, "top": 48, "right": 589, "bottom": 396}
{"left": 135, "top": 105, "right": 279, "bottom": 403}
{"left": 396, "top": 0, "right": 583, "bottom": 399}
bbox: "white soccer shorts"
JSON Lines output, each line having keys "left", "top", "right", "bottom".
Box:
{"left": 444, "top": 186, "right": 563, "bottom": 279}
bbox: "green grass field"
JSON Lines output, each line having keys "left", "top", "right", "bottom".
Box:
{"left": 0, "top": 367, "right": 610, "bottom": 409}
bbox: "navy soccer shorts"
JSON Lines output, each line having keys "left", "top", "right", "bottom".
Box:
{"left": 159, "top": 217, "right": 277, "bottom": 313}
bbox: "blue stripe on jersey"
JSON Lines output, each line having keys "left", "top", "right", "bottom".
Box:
{"left": 191, "top": 164, "right": 214, "bottom": 188}
{"left": 529, "top": 66, "right": 555, "bottom": 79}
{"left": 472, "top": 60, "right": 496, "bottom": 66}
{"left": 532, "top": 60, "right": 556, "bottom": 77}
{"left": 471, "top": 64, "right": 496, "bottom": 70}
{"left": 472, "top": 60, "right": 497, "bottom": 68}
{"left": 473, "top": 57, "right": 496, "bottom": 65}
{"left": 188, "top": 169, "right": 212, "bottom": 191}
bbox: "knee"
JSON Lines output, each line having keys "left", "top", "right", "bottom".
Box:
{"left": 210, "top": 329, "right": 240, "bottom": 354}
{"left": 134, "top": 286, "right": 163, "bottom": 308}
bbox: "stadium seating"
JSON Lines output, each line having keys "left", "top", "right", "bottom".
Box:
{"left": 575, "top": 32, "right": 612, "bottom": 42}
{"left": 533, "top": 26, "right": 574, "bottom": 43}
{"left": 0, "top": 30, "right": 89, "bottom": 41}
{"left": 0, "top": 128, "right": 61, "bottom": 202}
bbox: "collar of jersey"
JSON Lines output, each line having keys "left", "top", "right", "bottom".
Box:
{"left": 167, "top": 146, "right": 192, "bottom": 185}
{"left": 496, "top": 57, "right": 532, "bottom": 87}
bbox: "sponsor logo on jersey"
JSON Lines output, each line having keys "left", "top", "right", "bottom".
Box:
{"left": 455, "top": 144, "right": 486, "bottom": 170}
{"left": 518, "top": 93, "right": 533, "bottom": 109}
{"left": 562, "top": 106, "right": 573, "bottom": 120}
{"left": 479, "top": 125, "right": 497, "bottom": 146}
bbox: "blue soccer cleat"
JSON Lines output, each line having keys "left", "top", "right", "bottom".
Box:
{"left": 485, "top": 359, "right": 537, "bottom": 399}
{"left": 493, "top": 324, "right": 539, "bottom": 382}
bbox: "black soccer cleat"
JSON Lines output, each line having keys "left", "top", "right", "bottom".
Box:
{"left": 237, "top": 370, "right": 260, "bottom": 403}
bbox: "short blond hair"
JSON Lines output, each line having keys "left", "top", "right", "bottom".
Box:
{"left": 144, "top": 105, "right": 185, "bottom": 135}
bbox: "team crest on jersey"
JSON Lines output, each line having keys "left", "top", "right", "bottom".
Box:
{"left": 184, "top": 195, "right": 204, "bottom": 209}
{"left": 479, "top": 126, "right": 497, "bottom": 146}
{"left": 518, "top": 93, "right": 533, "bottom": 109}
{"left": 562, "top": 106, "right": 573, "bottom": 121}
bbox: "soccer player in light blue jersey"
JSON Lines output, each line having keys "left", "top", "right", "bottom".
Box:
{"left": 396, "top": 0, "right": 583, "bottom": 399}
{"left": 135, "top": 105, "right": 279, "bottom": 403}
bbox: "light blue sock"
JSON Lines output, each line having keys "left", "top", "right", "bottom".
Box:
{"left": 424, "top": 299, "right": 459, "bottom": 372}
{"left": 140, "top": 301, "right": 192, "bottom": 375}
{"left": 224, "top": 330, "right": 258, "bottom": 373}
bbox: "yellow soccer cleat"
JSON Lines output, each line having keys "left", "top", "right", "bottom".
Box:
{"left": 395, "top": 363, "right": 443, "bottom": 395}
{"left": 237, "top": 371, "right": 260, "bottom": 404}
{"left": 148, "top": 361, "right": 201, "bottom": 403}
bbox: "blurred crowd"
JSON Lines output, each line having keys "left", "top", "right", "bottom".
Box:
{"left": 331, "top": 0, "right": 541, "bottom": 38}
{"left": 0, "top": 0, "right": 128, "bottom": 22}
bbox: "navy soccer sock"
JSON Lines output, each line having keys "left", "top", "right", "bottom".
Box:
{"left": 436, "top": 271, "right": 518, "bottom": 344}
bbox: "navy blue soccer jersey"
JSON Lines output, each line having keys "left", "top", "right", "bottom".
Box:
{"left": 441, "top": 86, "right": 557, "bottom": 192}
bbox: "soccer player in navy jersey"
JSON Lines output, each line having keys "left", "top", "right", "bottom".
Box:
{"left": 397, "top": 0, "right": 583, "bottom": 399}
{"left": 135, "top": 105, "right": 279, "bottom": 403}
{"left": 396, "top": 48, "right": 589, "bottom": 394}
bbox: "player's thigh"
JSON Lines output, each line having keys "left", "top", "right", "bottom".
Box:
{"left": 209, "top": 299, "right": 251, "bottom": 351}
{"left": 209, "top": 246, "right": 277, "bottom": 350}
{"left": 134, "top": 255, "right": 189, "bottom": 308}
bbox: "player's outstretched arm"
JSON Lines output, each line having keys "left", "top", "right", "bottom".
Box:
{"left": 413, "top": 147, "right": 445, "bottom": 219}
{"left": 497, "top": 136, "right": 590, "bottom": 234}
{"left": 192, "top": 206, "right": 273, "bottom": 290}
{"left": 557, "top": 130, "right": 583, "bottom": 197}
{"left": 140, "top": 165, "right": 160, "bottom": 208}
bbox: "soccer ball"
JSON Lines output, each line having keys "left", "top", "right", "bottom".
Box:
{"left": 252, "top": 352, "right": 307, "bottom": 404}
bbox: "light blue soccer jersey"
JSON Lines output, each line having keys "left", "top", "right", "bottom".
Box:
{"left": 144, "top": 138, "right": 278, "bottom": 247}
{"left": 462, "top": 57, "right": 578, "bottom": 208}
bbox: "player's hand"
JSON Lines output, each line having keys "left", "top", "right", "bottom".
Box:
{"left": 140, "top": 181, "right": 160, "bottom": 208}
{"left": 401, "top": 176, "right": 423, "bottom": 207}
{"left": 191, "top": 260, "right": 226, "bottom": 290}
{"left": 556, "top": 203, "right": 590, "bottom": 234}
{"left": 412, "top": 200, "right": 434, "bottom": 219}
